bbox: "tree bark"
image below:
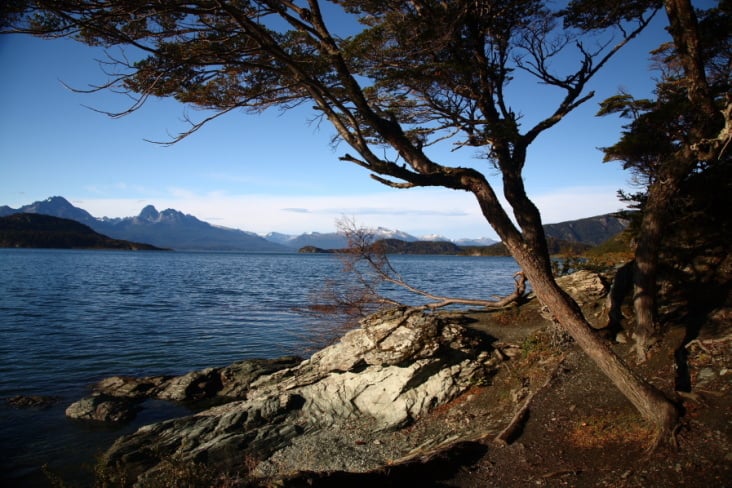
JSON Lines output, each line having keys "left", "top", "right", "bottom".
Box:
{"left": 630, "top": 0, "right": 720, "bottom": 360}
{"left": 507, "top": 237, "right": 679, "bottom": 441}
{"left": 631, "top": 176, "right": 684, "bottom": 360}
{"left": 663, "top": 0, "right": 717, "bottom": 120}
{"left": 468, "top": 177, "right": 678, "bottom": 443}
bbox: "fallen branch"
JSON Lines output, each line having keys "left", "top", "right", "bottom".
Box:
{"left": 685, "top": 334, "right": 732, "bottom": 352}
{"left": 494, "top": 354, "right": 567, "bottom": 446}
{"left": 410, "top": 272, "right": 527, "bottom": 310}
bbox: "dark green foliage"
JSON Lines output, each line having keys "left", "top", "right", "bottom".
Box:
{"left": 560, "top": 0, "right": 661, "bottom": 30}
{"left": 373, "top": 238, "right": 463, "bottom": 255}
{"left": 464, "top": 238, "right": 591, "bottom": 257}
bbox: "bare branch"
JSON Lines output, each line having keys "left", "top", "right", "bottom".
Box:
{"left": 334, "top": 219, "right": 528, "bottom": 313}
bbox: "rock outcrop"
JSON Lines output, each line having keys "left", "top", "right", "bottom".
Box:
{"left": 6, "top": 394, "right": 60, "bottom": 409}
{"left": 89, "top": 307, "right": 496, "bottom": 484}
{"left": 66, "top": 357, "right": 302, "bottom": 423}
{"left": 65, "top": 394, "right": 141, "bottom": 423}
{"left": 548, "top": 270, "right": 610, "bottom": 329}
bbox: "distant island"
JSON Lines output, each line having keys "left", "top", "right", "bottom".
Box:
{"left": 0, "top": 213, "right": 168, "bottom": 251}
{"left": 300, "top": 236, "right": 594, "bottom": 256}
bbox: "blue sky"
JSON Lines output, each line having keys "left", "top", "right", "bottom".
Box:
{"left": 0, "top": 6, "right": 675, "bottom": 240}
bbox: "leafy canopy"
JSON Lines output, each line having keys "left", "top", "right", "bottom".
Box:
{"left": 4, "top": 1, "right": 656, "bottom": 176}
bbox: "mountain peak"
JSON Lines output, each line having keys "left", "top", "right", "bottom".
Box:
{"left": 15, "top": 196, "right": 96, "bottom": 224}
{"left": 34, "top": 196, "right": 75, "bottom": 211}
{"left": 138, "top": 205, "right": 160, "bottom": 221}
{"left": 45, "top": 196, "right": 72, "bottom": 205}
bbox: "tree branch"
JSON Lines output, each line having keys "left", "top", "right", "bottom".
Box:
{"left": 337, "top": 219, "right": 528, "bottom": 312}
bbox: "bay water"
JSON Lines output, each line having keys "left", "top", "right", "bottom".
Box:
{"left": 0, "top": 249, "right": 520, "bottom": 485}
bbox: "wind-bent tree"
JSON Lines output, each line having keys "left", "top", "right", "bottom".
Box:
{"left": 598, "top": 0, "right": 730, "bottom": 360}
{"left": 2, "top": 0, "right": 679, "bottom": 441}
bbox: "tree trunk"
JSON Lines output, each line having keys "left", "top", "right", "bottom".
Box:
{"left": 631, "top": 178, "right": 678, "bottom": 360}
{"left": 509, "top": 242, "right": 679, "bottom": 441}
{"left": 631, "top": 0, "right": 719, "bottom": 361}
{"left": 468, "top": 180, "right": 678, "bottom": 443}
{"left": 663, "top": 0, "right": 717, "bottom": 120}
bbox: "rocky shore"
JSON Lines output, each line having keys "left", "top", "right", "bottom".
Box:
{"left": 49, "top": 270, "right": 731, "bottom": 487}
{"left": 67, "top": 304, "right": 517, "bottom": 484}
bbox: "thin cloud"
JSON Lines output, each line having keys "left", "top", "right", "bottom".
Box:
{"left": 318, "top": 207, "right": 470, "bottom": 217}
{"left": 533, "top": 186, "right": 626, "bottom": 224}
{"left": 75, "top": 184, "right": 624, "bottom": 240}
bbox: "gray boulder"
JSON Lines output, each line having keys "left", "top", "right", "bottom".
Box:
{"left": 65, "top": 394, "right": 140, "bottom": 423}
{"left": 67, "top": 356, "right": 303, "bottom": 424}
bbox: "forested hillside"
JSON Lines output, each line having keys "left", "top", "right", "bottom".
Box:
{"left": 0, "top": 213, "right": 166, "bottom": 250}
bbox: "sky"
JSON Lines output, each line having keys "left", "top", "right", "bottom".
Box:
{"left": 0, "top": 5, "right": 679, "bottom": 240}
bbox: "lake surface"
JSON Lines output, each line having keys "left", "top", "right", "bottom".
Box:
{"left": 0, "top": 249, "right": 520, "bottom": 485}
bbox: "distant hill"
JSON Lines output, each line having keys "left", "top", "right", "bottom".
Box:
{"left": 278, "top": 232, "right": 350, "bottom": 250}
{"left": 271, "top": 227, "right": 420, "bottom": 250}
{"left": 272, "top": 229, "right": 497, "bottom": 250}
{"left": 376, "top": 239, "right": 463, "bottom": 255}
{"left": 300, "top": 239, "right": 475, "bottom": 256}
{"left": 461, "top": 237, "right": 592, "bottom": 257}
{"left": 0, "top": 213, "right": 166, "bottom": 250}
{"left": 453, "top": 237, "right": 498, "bottom": 247}
{"left": 543, "top": 214, "right": 628, "bottom": 246}
{"left": 464, "top": 214, "right": 628, "bottom": 256}
{"left": 2, "top": 197, "right": 287, "bottom": 252}
{"left": 280, "top": 214, "right": 620, "bottom": 252}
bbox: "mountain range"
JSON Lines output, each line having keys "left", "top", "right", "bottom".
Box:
{"left": 0, "top": 196, "right": 625, "bottom": 251}
{"left": 0, "top": 197, "right": 284, "bottom": 251}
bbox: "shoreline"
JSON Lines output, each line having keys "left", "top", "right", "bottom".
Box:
{"left": 8, "top": 270, "right": 731, "bottom": 487}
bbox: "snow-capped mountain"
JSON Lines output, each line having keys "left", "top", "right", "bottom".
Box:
{"left": 419, "top": 234, "right": 451, "bottom": 242}
{"left": 1, "top": 197, "right": 287, "bottom": 252}
{"left": 263, "top": 232, "right": 295, "bottom": 246}
{"left": 453, "top": 237, "right": 498, "bottom": 247}
{"left": 371, "top": 227, "right": 418, "bottom": 242}
{"left": 265, "top": 227, "right": 420, "bottom": 250}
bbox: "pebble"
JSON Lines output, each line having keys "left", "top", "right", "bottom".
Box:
{"left": 697, "top": 368, "right": 716, "bottom": 381}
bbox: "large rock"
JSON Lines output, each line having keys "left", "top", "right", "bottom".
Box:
{"left": 67, "top": 356, "right": 303, "bottom": 424}
{"left": 66, "top": 394, "right": 140, "bottom": 423}
{"left": 95, "top": 375, "right": 171, "bottom": 399}
{"left": 155, "top": 367, "right": 222, "bottom": 401}
{"left": 97, "top": 307, "right": 496, "bottom": 483}
{"left": 550, "top": 270, "right": 610, "bottom": 329}
{"left": 555, "top": 270, "right": 608, "bottom": 304}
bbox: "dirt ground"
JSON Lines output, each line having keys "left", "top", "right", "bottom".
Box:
{"left": 443, "top": 330, "right": 732, "bottom": 488}
{"left": 281, "top": 299, "right": 732, "bottom": 488}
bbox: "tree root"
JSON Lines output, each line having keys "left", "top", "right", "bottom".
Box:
{"left": 685, "top": 334, "right": 732, "bottom": 353}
